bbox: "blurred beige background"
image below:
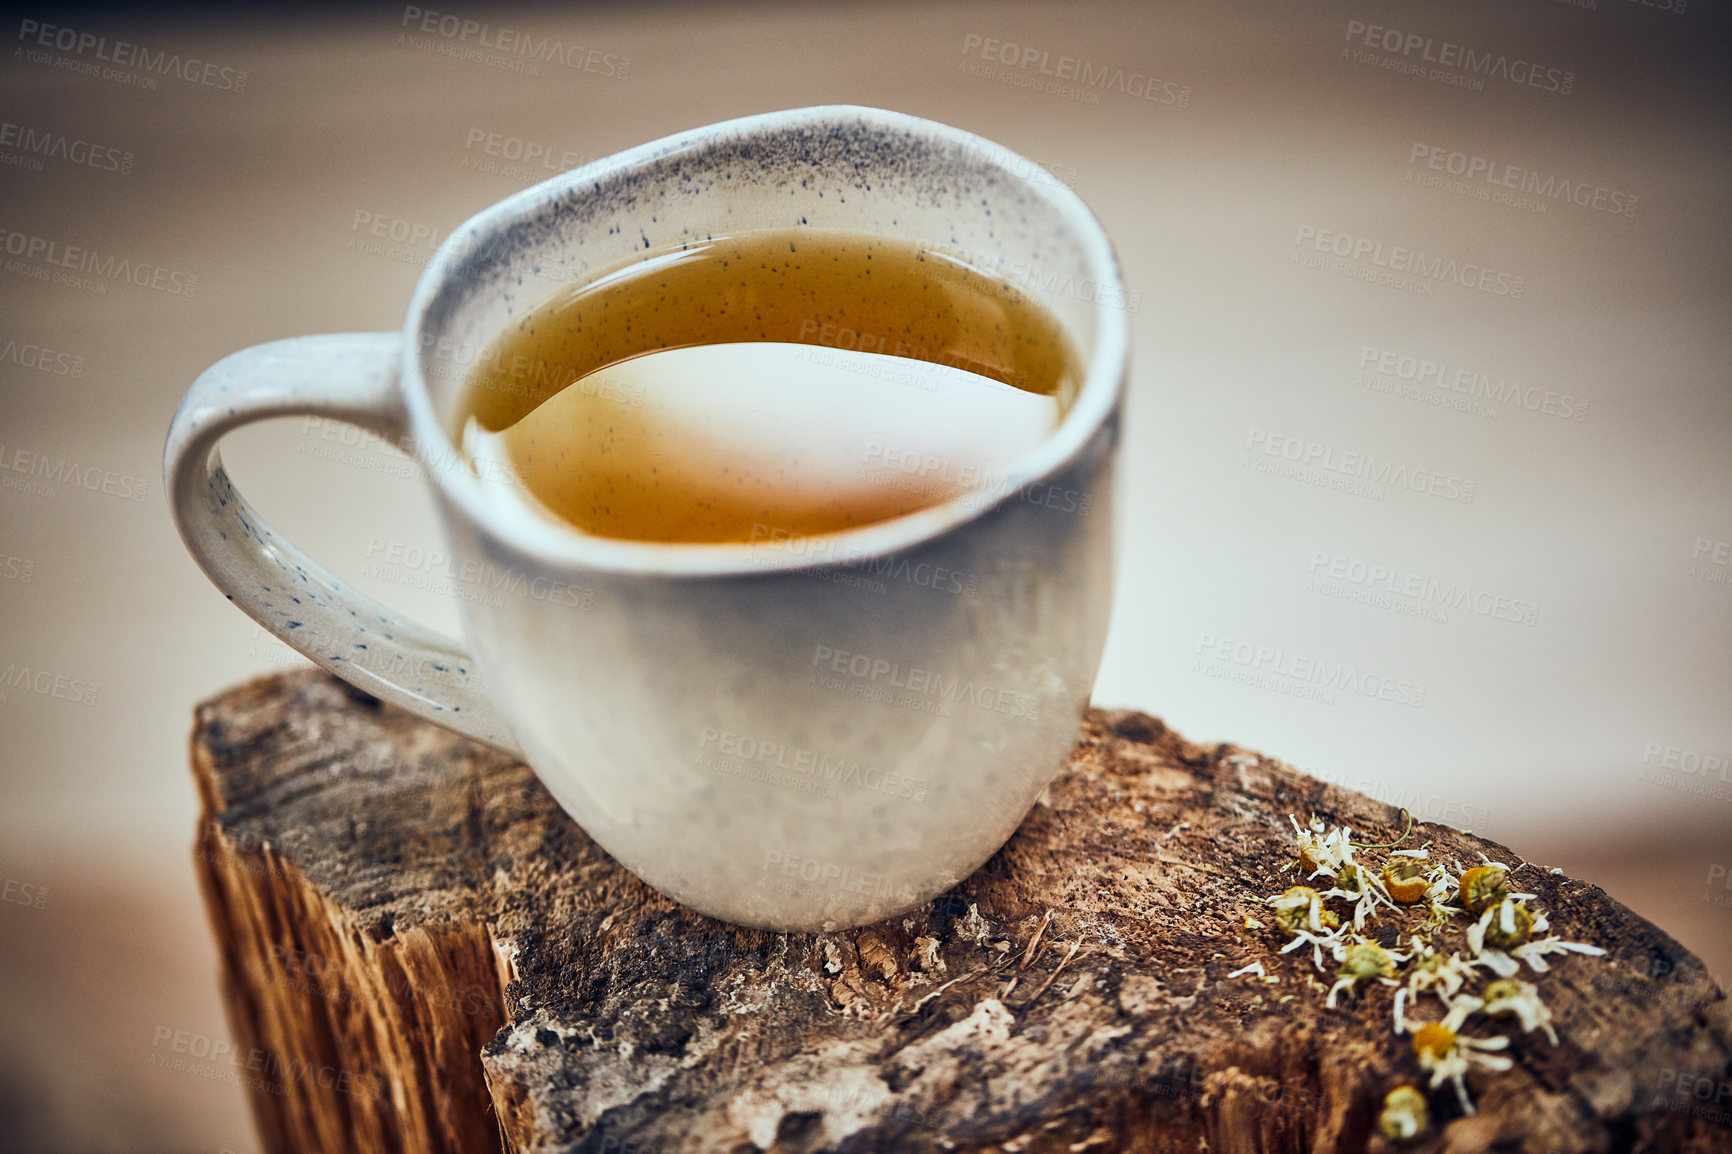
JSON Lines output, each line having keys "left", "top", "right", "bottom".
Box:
{"left": 1, "top": 1, "right": 1728, "bottom": 1150}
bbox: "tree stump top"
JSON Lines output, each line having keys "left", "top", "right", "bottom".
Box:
{"left": 192, "top": 669, "right": 1731, "bottom": 1153}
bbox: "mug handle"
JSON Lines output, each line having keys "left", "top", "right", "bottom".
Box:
{"left": 164, "top": 332, "right": 520, "bottom": 755}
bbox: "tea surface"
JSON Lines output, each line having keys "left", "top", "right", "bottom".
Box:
{"left": 456, "top": 230, "right": 1083, "bottom": 543}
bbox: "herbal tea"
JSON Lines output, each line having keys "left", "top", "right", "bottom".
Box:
{"left": 456, "top": 230, "right": 1083, "bottom": 543}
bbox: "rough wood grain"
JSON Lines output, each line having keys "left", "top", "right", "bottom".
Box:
{"left": 191, "top": 669, "right": 1731, "bottom": 1153}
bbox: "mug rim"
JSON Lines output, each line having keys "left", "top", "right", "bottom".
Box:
{"left": 401, "top": 104, "right": 1127, "bottom": 576}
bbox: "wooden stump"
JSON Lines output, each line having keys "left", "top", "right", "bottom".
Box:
{"left": 191, "top": 669, "right": 1731, "bottom": 1153}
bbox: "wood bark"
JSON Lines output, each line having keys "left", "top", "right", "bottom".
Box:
{"left": 191, "top": 669, "right": 1731, "bottom": 1153}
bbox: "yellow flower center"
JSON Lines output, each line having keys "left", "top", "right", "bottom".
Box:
{"left": 1458, "top": 865, "right": 1509, "bottom": 914}
{"left": 1412, "top": 1022, "right": 1455, "bottom": 1060}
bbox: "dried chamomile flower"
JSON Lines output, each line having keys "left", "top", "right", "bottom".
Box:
{"left": 1506, "top": 928, "right": 1606, "bottom": 975}
{"left": 1394, "top": 946, "right": 1480, "bottom": 1034}
{"left": 1328, "top": 875, "right": 1393, "bottom": 936}
{"left": 1327, "top": 940, "right": 1399, "bottom": 1008}
{"left": 1481, "top": 978, "right": 1557, "bottom": 1045}
{"left": 1344, "top": 939, "right": 1399, "bottom": 979}
{"left": 1463, "top": 900, "right": 1604, "bottom": 975}
{"left": 1269, "top": 886, "right": 1348, "bottom": 970}
{"left": 1464, "top": 905, "right": 1522, "bottom": 976}
{"left": 1482, "top": 898, "right": 1535, "bottom": 950}
{"left": 1271, "top": 886, "right": 1338, "bottom": 935}
{"left": 1289, "top": 815, "right": 1324, "bottom": 870}
{"left": 1289, "top": 815, "right": 1354, "bottom": 878}
{"left": 1457, "top": 864, "right": 1510, "bottom": 914}
{"left": 1381, "top": 856, "right": 1432, "bottom": 905}
{"left": 1378, "top": 1084, "right": 1430, "bottom": 1141}
{"left": 1411, "top": 1022, "right": 1512, "bottom": 1115}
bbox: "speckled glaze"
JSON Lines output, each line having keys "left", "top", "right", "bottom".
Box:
{"left": 166, "top": 106, "right": 1128, "bottom": 931}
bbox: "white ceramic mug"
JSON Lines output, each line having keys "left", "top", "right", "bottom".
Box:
{"left": 165, "top": 105, "right": 1127, "bottom": 931}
